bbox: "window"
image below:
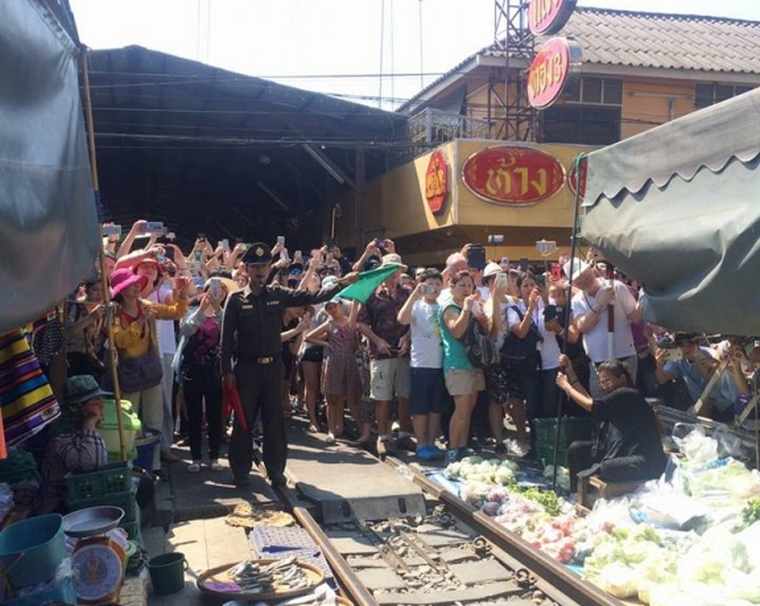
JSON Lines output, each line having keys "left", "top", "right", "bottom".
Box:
{"left": 541, "top": 105, "right": 621, "bottom": 145}
{"left": 560, "top": 78, "right": 622, "bottom": 106}
{"left": 695, "top": 83, "right": 754, "bottom": 108}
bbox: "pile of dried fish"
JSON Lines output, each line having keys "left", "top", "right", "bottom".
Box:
{"left": 229, "top": 557, "right": 309, "bottom": 594}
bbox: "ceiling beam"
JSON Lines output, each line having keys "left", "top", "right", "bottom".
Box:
{"left": 301, "top": 143, "right": 356, "bottom": 189}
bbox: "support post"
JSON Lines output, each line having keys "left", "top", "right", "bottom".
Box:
{"left": 80, "top": 48, "right": 127, "bottom": 461}
{"left": 552, "top": 154, "right": 585, "bottom": 491}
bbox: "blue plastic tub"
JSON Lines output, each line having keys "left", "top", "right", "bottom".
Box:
{"left": 134, "top": 430, "right": 161, "bottom": 471}
{"left": 0, "top": 514, "right": 66, "bottom": 589}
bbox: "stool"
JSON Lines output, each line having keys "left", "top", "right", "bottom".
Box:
{"left": 578, "top": 475, "right": 643, "bottom": 509}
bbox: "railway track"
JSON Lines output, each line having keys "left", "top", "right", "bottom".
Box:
{"left": 270, "top": 447, "right": 622, "bottom": 606}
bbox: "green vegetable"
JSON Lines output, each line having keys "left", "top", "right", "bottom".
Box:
{"left": 516, "top": 486, "right": 561, "bottom": 516}
{"left": 741, "top": 497, "right": 760, "bottom": 528}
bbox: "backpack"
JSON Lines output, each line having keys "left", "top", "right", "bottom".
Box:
{"left": 461, "top": 319, "right": 499, "bottom": 369}
{"left": 500, "top": 305, "right": 542, "bottom": 370}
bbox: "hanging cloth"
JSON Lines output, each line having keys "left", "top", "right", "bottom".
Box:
{"left": 0, "top": 329, "right": 61, "bottom": 448}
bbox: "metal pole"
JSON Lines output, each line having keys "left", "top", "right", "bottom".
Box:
{"left": 81, "top": 48, "right": 127, "bottom": 461}
{"left": 552, "top": 154, "right": 585, "bottom": 491}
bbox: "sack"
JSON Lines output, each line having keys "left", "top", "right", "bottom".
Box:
{"left": 461, "top": 320, "right": 498, "bottom": 369}
{"left": 118, "top": 350, "right": 163, "bottom": 393}
{"left": 500, "top": 305, "right": 542, "bottom": 370}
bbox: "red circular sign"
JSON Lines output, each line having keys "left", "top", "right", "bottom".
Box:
{"left": 567, "top": 156, "right": 588, "bottom": 198}
{"left": 462, "top": 146, "right": 566, "bottom": 206}
{"left": 425, "top": 150, "right": 448, "bottom": 214}
{"left": 527, "top": 37, "right": 577, "bottom": 110}
{"left": 529, "top": 0, "right": 577, "bottom": 36}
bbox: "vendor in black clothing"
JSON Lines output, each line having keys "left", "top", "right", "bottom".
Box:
{"left": 555, "top": 355, "right": 666, "bottom": 492}
{"left": 221, "top": 243, "right": 358, "bottom": 488}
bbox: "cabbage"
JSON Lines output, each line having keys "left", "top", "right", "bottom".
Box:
{"left": 494, "top": 467, "right": 514, "bottom": 486}
{"left": 596, "top": 563, "right": 639, "bottom": 599}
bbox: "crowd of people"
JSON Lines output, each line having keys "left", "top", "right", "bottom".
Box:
{"left": 17, "top": 218, "right": 760, "bottom": 499}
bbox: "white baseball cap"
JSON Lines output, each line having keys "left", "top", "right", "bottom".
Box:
{"left": 483, "top": 262, "right": 503, "bottom": 279}
{"left": 562, "top": 258, "right": 592, "bottom": 281}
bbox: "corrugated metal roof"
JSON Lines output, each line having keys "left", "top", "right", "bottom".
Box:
{"left": 400, "top": 6, "right": 760, "bottom": 112}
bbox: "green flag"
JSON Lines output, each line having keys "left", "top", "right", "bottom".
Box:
{"left": 337, "top": 264, "right": 403, "bottom": 303}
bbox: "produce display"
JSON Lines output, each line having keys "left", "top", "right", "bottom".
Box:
{"left": 230, "top": 557, "right": 309, "bottom": 593}
{"left": 439, "top": 430, "right": 760, "bottom": 605}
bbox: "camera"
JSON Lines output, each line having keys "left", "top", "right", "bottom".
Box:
{"left": 145, "top": 221, "right": 166, "bottom": 236}
{"left": 466, "top": 244, "right": 487, "bottom": 271}
{"left": 655, "top": 334, "right": 677, "bottom": 349}
{"left": 101, "top": 223, "right": 122, "bottom": 239}
{"left": 544, "top": 304, "right": 563, "bottom": 322}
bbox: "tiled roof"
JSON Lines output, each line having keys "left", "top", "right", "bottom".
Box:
{"left": 400, "top": 7, "right": 760, "bottom": 111}
{"left": 564, "top": 7, "right": 760, "bottom": 74}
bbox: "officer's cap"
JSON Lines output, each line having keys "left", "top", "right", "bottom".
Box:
{"left": 242, "top": 242, "right": 273, "bottom": 265}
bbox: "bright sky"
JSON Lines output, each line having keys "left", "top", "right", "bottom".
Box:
{"left": 71, "top": 0, "right": 760, "bottom": 110}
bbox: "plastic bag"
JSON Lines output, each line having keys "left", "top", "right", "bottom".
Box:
{"left": 675, "top": 427, "right": 719, "bottom": 466}
{"left": 595, "top": 562, "right": 640, "bottom": 599}
{"left": 713, "top": 425, "right": 744, "bottom": 459}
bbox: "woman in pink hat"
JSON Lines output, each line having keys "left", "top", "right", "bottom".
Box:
{"left": 108, "top": 267, "right": 189, "bottom": 472}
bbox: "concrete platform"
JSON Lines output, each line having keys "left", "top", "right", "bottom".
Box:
{"left": 285, "top": 428, "right": 425, "bottom": 523}
{"left": 165, "top": 443, "right": 277, "bottom": 522}
{"left": 147, "top": 517, "right": 252, "bottom": 605}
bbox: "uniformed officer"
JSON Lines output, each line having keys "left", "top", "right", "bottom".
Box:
{"left": 221, "top": 242, "right": 358, "bottom": 487}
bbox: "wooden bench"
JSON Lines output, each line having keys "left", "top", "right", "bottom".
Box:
{"left": 578, "top": 475, "right": 643, "bottom": 509}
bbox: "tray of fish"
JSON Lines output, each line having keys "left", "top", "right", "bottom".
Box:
{"left": 197, "top": 556, "right": 325, "bottom": 601}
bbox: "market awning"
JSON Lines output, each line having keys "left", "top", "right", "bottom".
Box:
{"left": 580, "top": 88, "right": 760, "bottom": 335}
{"left": 0, "top": 0, "right": 99, "bottom": 334}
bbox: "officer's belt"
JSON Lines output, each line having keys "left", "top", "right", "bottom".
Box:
{"left": 237, "top": 354, "right": 280, "bottom": 365}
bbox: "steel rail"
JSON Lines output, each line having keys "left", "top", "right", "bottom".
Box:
{"left": 387, "top": 460, "right": 624, "bottom": 606}
{"left": 273, "top": 485, "right": 379, "bottom": 606}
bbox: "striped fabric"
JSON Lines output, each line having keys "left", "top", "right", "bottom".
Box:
{"left": 0, "top": 329, "right": 61, "bottom": 447}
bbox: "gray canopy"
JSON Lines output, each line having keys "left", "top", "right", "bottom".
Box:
{"left": 0, "top": 1, "right": 98, "bottom": 333}
{"left": 581, "top": 88, "right": 760, "bottom": 336}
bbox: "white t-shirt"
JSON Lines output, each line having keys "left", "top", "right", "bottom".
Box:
{"left": 571, "top": 281, "right": 636, "bottom": 363}
{"left": 492, "top": 296, "right": 516, "bottom": 352}
{"left": 149, "top": 284, "right": 177, "bottom": 356}
{"left": 505, "top": 300, "right": 561, "bottom": 370}
{"left": 410, "top": 299, "right": 443, "bottom": 369}
{"left": 536, "top": 303, "right": 562, "bottom": 371}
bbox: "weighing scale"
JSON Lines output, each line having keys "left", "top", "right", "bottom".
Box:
{"left": 63, "top": 506, "right": 127, "bottom": 605}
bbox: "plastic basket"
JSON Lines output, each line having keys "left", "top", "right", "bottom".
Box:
{"left": 536, "top": 444, "right": 569, "bottom": 467}
{"left": 534, "top": 417, "right": 593, "bottom": 450}
{"left": 65, "top": 463, "right": 131, "bottom": 501}
{"left": 121, "top": 505, "right": 142, "bottom": 544}
{"left": 67, "top": 489, "right": 138, "bottom": 523}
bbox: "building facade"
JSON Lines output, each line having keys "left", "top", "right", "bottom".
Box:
{"left": 334, "top": 8, "right": 760, "bottom": 264}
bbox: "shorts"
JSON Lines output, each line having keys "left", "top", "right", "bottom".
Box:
{"left": 301, "top": 346, "right": 324, "bottom": 363}
{"left": 323, "top": 353, "right": 362, "bottom": 398}
{"left": 444, "top": 368, "right": 485, "bottom": 397}
{"left": 369, "top": 357, "right": 411, "bottom": 401}
{"left": 409, "top": 367, "right": 446, "bottom": 416}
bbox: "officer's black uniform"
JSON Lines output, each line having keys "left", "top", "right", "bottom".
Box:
{"left": 221, "top": 243, "right": 343, "bottom": 486}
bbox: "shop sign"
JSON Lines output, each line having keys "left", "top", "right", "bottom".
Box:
{"left": 567, "top": 155, "right": 588, "bottom": 198}
{"left": 462, "top": 146, "right": 566, "bottom": 206}
{"left": 425, "top": 150, "right": 448, "bottom": 214}
{"left": 527, "top": 37, "right": 581, "bottom": 110}
{"left": 529, "top": 0, "right": 577, "bottom": 36}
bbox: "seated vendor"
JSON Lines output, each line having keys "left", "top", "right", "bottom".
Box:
{"left": 654, "top": 333, "right": 749, "bottom": 422}
{"left": 39, "top": 375, "right": 110, "bottom": 513}
{"left": 556, "top": 356, "right": 667, "bottom": 492}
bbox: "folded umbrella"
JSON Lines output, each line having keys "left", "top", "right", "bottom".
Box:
{"left": 223, "top": 381, "right": 249, "bottom": 433}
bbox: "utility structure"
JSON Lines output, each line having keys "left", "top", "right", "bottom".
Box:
{"left": 491, "top": 0, "right": 538, "bottom": 141}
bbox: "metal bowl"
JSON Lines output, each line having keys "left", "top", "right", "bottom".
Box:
{"left": 63, "top": 506, "right": 125, "bottom": 538}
